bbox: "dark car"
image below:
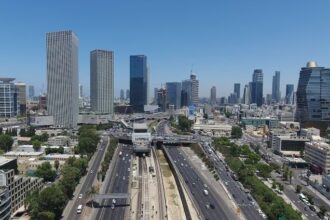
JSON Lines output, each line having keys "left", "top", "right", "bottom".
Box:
{"left": 309, "top": 205, "right": 316, "bottom": 212}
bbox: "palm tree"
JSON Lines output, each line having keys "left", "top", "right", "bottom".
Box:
{"left": 86, "top": 185, "right": 99, "bottom": 208}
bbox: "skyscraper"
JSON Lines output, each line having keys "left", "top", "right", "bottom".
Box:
{"left": 295, "top": 61, "right": 330, "bottom": 131}
{"left": 157, "top": 87, "right": 167, "bottom": 112}
{"left": 47, "top": 30, "right": 78, "bottom": 128}
{"left": 250, "top": 69, "right": 263, "bottom": 106}
{"left": 272, "top": 71, "right": 281, "bottom": 103}
{"left": 166, "top": 82, "right": 181, "bottom": 109}
{"left": 210, "top": 86, "right": 216, "bottom": 105}
{"left": 79, "top": 84, "right": 83, "bottom": 98}
{"left": 182, "top": 74, "right": 199, "bottom": 106}
{"left": 0, "top": 78, "right": 17, "bottom": 118}
{"left": 153, "top": 88, "right": 158, "bottom": 104}
{"left": 126, "top": 89, "right": 130, "bottom": 100}
{"left": 90, "top": 49, "right": 114, "bottom": 114}
{"left": 15, "top": 82, "right": 26, "bottom": 116}
{"left": 130, "top": 55, "right": 148, "bottom": 112}
{"left": 120, "top": 89, "right": 125, "bottom": 100}
{"left": 243, "top": 84, "right": 250, "bottom": 105}
{"left": 234, "top": 83, "right": 240, "bottom": 99}
{"left": 285, "top": 84, "right": 294, "bottom": 104}
{"left": 28, "top": 85, "right": 34, "bottom": 99}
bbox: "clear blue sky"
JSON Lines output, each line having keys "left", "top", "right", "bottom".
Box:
{"left": 1, "top": 0, "right": 330, "bottom": 98}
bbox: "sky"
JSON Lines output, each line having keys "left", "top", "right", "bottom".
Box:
{"left": 1, "top": 0, "right": 330, "bottom": 98}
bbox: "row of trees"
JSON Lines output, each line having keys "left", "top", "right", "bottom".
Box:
{"left": 26, "top": 156, "right": 88, "bottom": 219}
{"left": 0, "top": 134, "right": 14, "bottom": 152}
{"left": 100, "top": 138, "right": 118, "bottom": 180}
{"left": 214, "top": 137, "right": 302, "bottom": 220}
{"left": 75, "top": 125, "right": 99, "bottom": 157}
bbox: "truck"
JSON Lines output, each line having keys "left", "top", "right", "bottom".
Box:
{"left": 203, "top": 189, "right": 209, "bottom": 196}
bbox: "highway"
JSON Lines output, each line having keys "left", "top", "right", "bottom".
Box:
{"left": 65, "top": 135, "right": 109, "bottom": 220}
{"left": 165, "top": 146, "right": 233, "bottom": 220}
{"left": 95, "top": 145, "right": 132, "bottom": 220}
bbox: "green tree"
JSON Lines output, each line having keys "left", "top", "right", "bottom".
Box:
{"left": 37, "top": 212, "right": 55, "bottom": 220}
{"left": 25, "top": 190, "right": 40, "bottom": 217}
{"left": 272, "top": 181, "right": 277, "bottom": 189}
{"left": 278, "top": 183, "right": 284, "bottom": 191}
{"left": 35, "top": 162, "right": 57, "bottom": 182}
{"left": 86, "top": 185, "right": 99, "bottom": 207}
{"left": 295, "top": 184, "right": 302, "bottom": 193}
{"left": 59, "top": 166, "right": 81, "bottom": 198}
{"left": 178, "top": 115, "right": 192, "bottom": 131}
{"left": 319, "top": 206, "right": 327, "bottom": 216}
{"left": 38, "top": 185, "right": 66, "bottom": 219}
{"left": 32, "top": 140, "right": 42, "bottom": 152}
{"left": 231, "top": 126, "right": 243, "bottom": 139}
{"left": 0, "top": 134, "right": 14, "bottom": 152}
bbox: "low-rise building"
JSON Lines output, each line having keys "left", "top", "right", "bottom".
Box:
{"left": 301, "top": 127, "right": 320, "bottom": 138}
{"left": 305, "top": 141, "right": 330, "bottom": 174}
{"left": 4, "top": 152, "right": 44, "bottom": 160}
{"left": 241, "top": 117, "right": 279, "bottom": 129}
{"left": 43, "top": 154, "right": 80, "bottom": 161}
{"left": 272, "top": 135, "right": 309, "bottom": 156}
{"left": 47, "top": 135, "right": 70, "bottom": 146}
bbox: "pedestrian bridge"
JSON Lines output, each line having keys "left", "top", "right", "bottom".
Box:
{"left": 93, "top": 193, "right": 130, "bottom": 200}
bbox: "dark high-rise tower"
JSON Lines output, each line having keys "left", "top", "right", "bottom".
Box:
{"left": 285, "top": 84, "right": 294, "bottom": 104}
{"left": 272, "top": 71, "right": 281, "bottom": 103}
{"left": 130, "top": 55, "right": 148, "bottom": 112}
{"left": 166, "top": 82, "right": 181, "bottom": 109}
{"left": 234, "top": 83, "right": 240, "bottom": 103}
{"left": 250, "top": 69, "right": 263, "bottom": 106}
{"left": 210, "top": 86, "right": 216, "bottom": 105}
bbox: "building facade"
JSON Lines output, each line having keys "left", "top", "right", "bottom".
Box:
{"left": 15, "top": 82, "right": 26, "bottom": 116}
{"left": 166, "top": 82, "right": 181, "bottom": 109}
{"left": 234, "top": 83, "right": 240, "bottom": 100}
{"left": 305, "top": 141, "right": 330, "bottom": 174}
{"left": 157, "top": 88, "right": 167, "bottom": 112}
{"left": 210, "top": 86, "right": 216, "bottom": 105}
{"left": 285, "top": 84, "right": 294, "bottom": 105}
{"left": 130, "top": 55, "right": 148, "bottom": 112}
{"left": 272, "top": 71, "right": 281, "bottom": 103}
{"left": 250, "top": 69, "right": 263, "bottom": 106}
{"left": 90, "top": 49, "right": 114, "bottom": 114}
{"left": 243, "top": 84, "right": 250, "bottom": 105}
{"left": 182, "top": 74, "right": 199, "bottom": 106}
{"left": 295, "top": 61, "right": 330, "bottom": 132}
{"left": 0, "top": 78, "right": 18, "bottom": 118}
{"left": 47, "top": 30, "right": 79, "bottom": 128}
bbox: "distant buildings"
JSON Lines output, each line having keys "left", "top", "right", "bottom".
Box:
{"left": 126, "top": 89, "right": 130, "bottom": 100}
{"left": 157, "top": 87, "right": 167, "bottom": 112}
{"left": 272, "top": 71, "right": 281, "bottom": 103}
{"left": 250, "top": 69, "right": 263, "bottom": 106}
{"left": 90, "top": 49, "right": 114, "bottom": 114}
{"left": 120, "top": 89, "right": 125, "bottom": 100}
{"left": 0, "top": 78, "right": 18, "bottom": 118}
{"left": 79, "top": 84, "right": 83, "bottom": 98}
{"left": 166, "top": 82, "right": 181, "bottom": 109}
{"left": 28, "top": 85, "right": 34, "bottom": 99}
{"left": 242, "top": 84, "right": 250, "bottom": 105}
{"left": 234, "top": 83, "right": 240, "bottom": 101}
{"left": 210, "top": 86, "right": 216, "bottom": 105}
{"left": 130, "top": 55, "right": 148, "bottom": 112}
{"left": 15, "top": 82, "right": 26, "bottom": 116}
{"left": 295, "top": 61, "right": 330, "bottom": 133}
{"left": 47, "top": 30, "right": 79, "bottom": 128}
{"left": 182, "top": 74, "right": 199, "bottom": 106}
{"left": 285, "top": 84, "right": 294, "bottom": 104}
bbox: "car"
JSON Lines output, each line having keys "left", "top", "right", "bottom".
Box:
{"left": 309, "top": 205, "right": 316, "bottom": 212}
{"left": 111, "top": 203, "right": 115, "bottom": 209}
{"left": 78, "top": 194, "right": 83, "bottom": 199}
{"left": 90, "top": 170, "right": 93, "bottom": 174}
{"left": 112, "top": 199, "right": 116, "bottom": 204}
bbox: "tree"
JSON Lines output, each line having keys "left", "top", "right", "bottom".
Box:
{"left": 272, "top": 181, "right": 277, "bottom": 189}
{"left": 38, "top": 185, "right": 66, "bottom": 219}
{"left": 278, "top": 183, "right": 284, "bottom": 191}
{"left": 59, "top": 166, "right": 81, "bottom": 198}
{"left": 32, "top": 140, "right": 42, "bottom": 152}
{"left": 54, "top": 160, "right": 60, "bottom": 171}
{"left": 35, "top": 162, "right": 57, "bottom": 182}
{"left": 319, "top": 206, "right": 327, "bottom": 216}
{"left": 296, "top": 184, "right": 302, "bottom": 193}
{"left": 19, "top": 128, "right": 26, "bottom": 137}
{"left": 86, "top": 185, "right": 99, "bottom": 208}
{"left": 0, "top": 134, "right": 14, "bottom": 152}
{"left": 178, "top": 115, "right": 192, "bottom": 131}
{"left": 289, "top": 170, "right": 293, "bottom": 184}
{"left": 37, "top": 212, "right": 55, "bottom": 220}
{"left": 231, "top": 126, "right": 243, "bottom": 139}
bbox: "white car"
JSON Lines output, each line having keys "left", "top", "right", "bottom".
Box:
{"left": 78, "top": 194, "right": 83, "bottom": 199}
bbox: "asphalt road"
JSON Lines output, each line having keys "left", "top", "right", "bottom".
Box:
{"left": 201, "top": 142, "right": 265, "bottom": 220}
{"left": 95, "top": 145, "right": 132, "bottom": 220}
{"left": 165, "top": 146, "right": 232, "bottom": 220}
{"left": 66, "top": 135, "right": 109, "bottom": 220}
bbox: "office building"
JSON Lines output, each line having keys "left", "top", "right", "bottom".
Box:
{"left": 15, "top": 82, "right": 26, "bottom": 116}
{"left": 272, "top": 135, "right": 309, "bottom": 156}
{"left": 181, "top": 90, "right": 188, "bottom": 107}
{"left": 272, "top": 71, "right": 281, "bottom": 103}
{"left": 28, "top": 85, "right": 34, "bottom": 99}
{"left": 120, "top": 89, "right": 125, "bottom": 100}
{"left": 130, "top": 55, "right": 148, "bottom": 112}
{"left": 250, "top": 69, "right": 263, "bottom": 106}
{"left": 285, "top": 84, "right": 294, "bottom": 105}
{"left": 182, "top": 74, "right": 199, "bottom": 106}
{"left": 210, "top": 86, "right": 216, "bottom": 105}
{"left": 153, "top": 88, "right": 158, "bottom": 104}
{"left": 295, "top": 61, "right": 330, "bottom": 133}
{"left": 47, "top": 30, "right": 79, "bottom": 128}
{"left": 0, "top": 171, "right": 10, "bottom": 220}
{"left": 242, "top": 84, "right": 250, "bottom": 105}
{"left": 305, "top": 141, "right": 330, "bottom": 174}
{"left": 166, "top": 82, "right": 181, "bottom": 109}
{"left": 0, "top": 78, "right": 17, "bottom": 118}
{"left": 157, "top": 87, "right": 167, "bottom": 112}
{"left": 234, "top": 83, "right": 240, "bottom": 100}
{"left": 241, "top": 117, "right": 279, "bottom": 129}
{"left": 228, "top": 93, "right": 238, "bottom": 104}
{"left": 126, "top": 89, "right": 130, "bottom": 100}
{"left": 90, "top": 50, "right": 114, "bottom": 114}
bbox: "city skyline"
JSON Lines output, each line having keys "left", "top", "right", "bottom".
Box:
{"left": 1, "top": 1, "right": 330, "bottom": 97}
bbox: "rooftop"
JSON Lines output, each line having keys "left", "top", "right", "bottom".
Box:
{"left": 133, "top": 123, "right": 148, "bottom": 129}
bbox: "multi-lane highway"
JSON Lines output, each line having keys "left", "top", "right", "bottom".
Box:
{"left": 165, "top": 146, "right": 236, "bottom": 220}
{"left": 95, "top": 145, "right": 132, "bottom": 220}
{"left": 65, "top": 135, "right": 109, "bottom": 220}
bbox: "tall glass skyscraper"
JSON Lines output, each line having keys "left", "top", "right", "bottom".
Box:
{"left": 90, "top": 49, "right": 114, "bottom": 114}
{"left": 28, "top": 85, "right": 34, "bottom": 99}
{"left": 272, "top": 71, "right": 281, "bottom": 103}
{"left": 285, "top": 84, "right": 294, "bottom": 104}
{"left": 250, "top": 69, "right": 263, "bottom": 106}
{"left": 210, "top": 86, "right": 217, "bottom": 105}
{"left": 47, "top": 30, "right": 78, "bottom": 128}
{"left": 295, "top": 61, "right": 330, "bottom": 127}
{"left": 130, "top": 55, "right": 148, "bottom": 112}
{"left": 166, "top": 82, "right": 181, "bottom": 109}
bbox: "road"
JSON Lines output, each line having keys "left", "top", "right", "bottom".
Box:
{"left": 165, "top": 146, "right": 233, "bottom": 220}
{"left": 201, "top": 142, "right": 265, "bottom": 220}
{"left": 65, "top": 135, "right": 109, "bottom": 220}
{"left": 95, "top": 145, "right": 132, "bottom": 220}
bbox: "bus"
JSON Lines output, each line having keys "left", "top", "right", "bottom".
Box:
{"left": 77, "top": 204, "right": 82, "bottom": 214}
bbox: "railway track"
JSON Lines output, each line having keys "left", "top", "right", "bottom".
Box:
{"left": 152, "top": 148, "right": 165, "bottom": 220}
